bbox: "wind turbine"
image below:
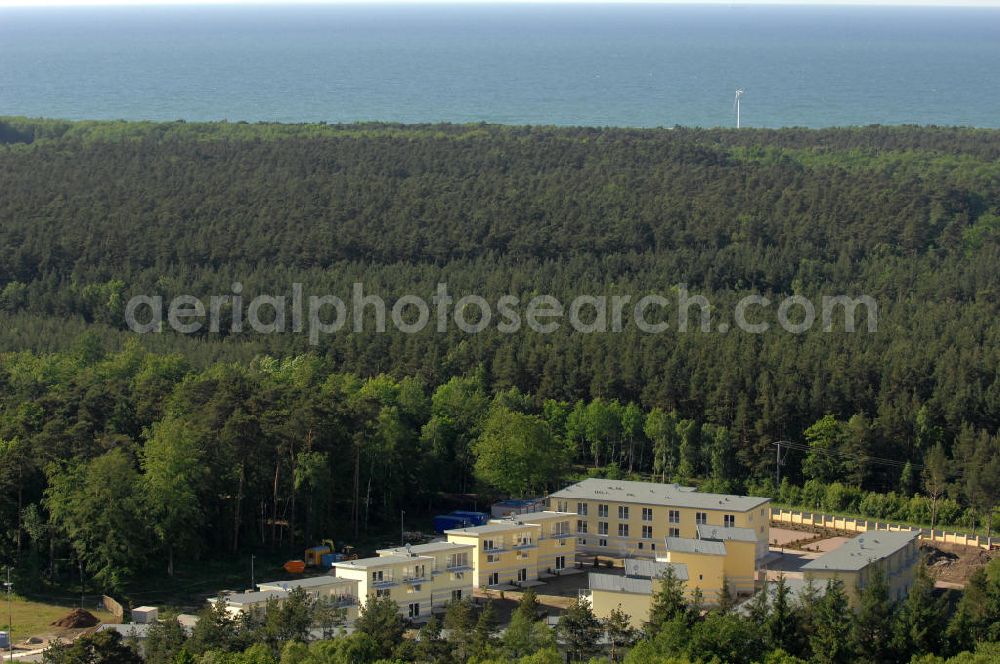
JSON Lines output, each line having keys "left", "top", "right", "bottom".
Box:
{"left": 734, "top": 89, "right": 745, "bottom": 129}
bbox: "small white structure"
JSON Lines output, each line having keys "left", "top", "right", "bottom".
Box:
{"left": 132, "top": 606, "right": 159, "bottom": 624}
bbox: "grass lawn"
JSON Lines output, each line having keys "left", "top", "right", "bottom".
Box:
{"left": 2, "top": 596, "right": 115, "bottom": 643}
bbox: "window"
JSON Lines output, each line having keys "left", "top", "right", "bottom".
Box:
{"left": 599, "top": 538, "right": 608, "bottom": 547}
{"left": 409, "top": 584, "right": 422, "bottom": 592}
{"left": 598, "top": 504, "right": 609, "bottom": 518}
{"left": 451, "top": 589, "right": 462, "bottom": 602}
{"left": 698, "top": 574, "right": 703, "bottom": 581}
{"left": 578, "top": 537, "right": 587, "bottom": 545}
{"left": 696, "top": 512, "right": 707, "bottom": 525}
{"left": 642, "top": 508, "right": 653, "bottom": 521}
{"left": 642, "top": 525, "right": 653, "bottom": 539}
{"left": 556, "top": 500, "right": 569, "bottom": 512}
{"left": 376, "top": 588, "right": 390, "bottom": 598}
{"left": 577, "top": 520, "right": 588, "bottom": 534}
{"left": 483, "top": 539, "right": 495, "bottom": 551}
{"left": 554, "top": 521, "right": 570, "bottom": 536}
{"left": 577, "top": 502, "right": 588, "bottom": 516}
{"left": 651, "top": 542, "right": 656, "bottom": 551}
{"left": 638, "top": 542, "right": 643, "bottom": 550}
{"left": 724, "top": 514, "right": 736, "bottom": 528}
{"left": 598, "top": 521, "right": 609, "bottom": 535}
{"left": 555, "top": 555, "right": 566, "bottom": 570}
{"left": 618, "top": 523, "right": 629, "bottom": 537}
{"left": 518, "top": 568, "right": 528, "bottom": 582}
{"left": 487, "top": 553, "right": 500, "bottom": 563}
{"left": 488, "top": 572, "right": 499, "bottom": 586}
{"left": 618, "top": 505, "right": 630, "bottom": 519}
{"left": 669, "top": 527, "right": 680, "bottom": 538}
{"left": 668, "top": 510, "right": 680, "bottom": 524}
{"left": 409, "top": 602, "right": 420, "bottom": 618}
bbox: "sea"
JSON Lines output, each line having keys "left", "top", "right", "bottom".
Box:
{"left": 1, "top": 3, "right": 998, "bottom": 129}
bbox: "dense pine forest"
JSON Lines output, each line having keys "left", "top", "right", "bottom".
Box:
{"left": 0, "top": 118, "right": 998, "bottom": 595}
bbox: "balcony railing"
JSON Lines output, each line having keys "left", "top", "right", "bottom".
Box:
{"left": 371, "top": 578, "right": 397, "bottom": 588}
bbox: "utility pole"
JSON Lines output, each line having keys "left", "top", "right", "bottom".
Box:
{"left": 4, "top": 567, "right": 12, "bottom": 663}
{"left": 400, "top": 510, "right": 405, "bottom": 547}
{"left": 776, "top": 441, "right": 781, "bottom": 487}
{"left": 250, "top": 555, "right": 256, "bottom": 592}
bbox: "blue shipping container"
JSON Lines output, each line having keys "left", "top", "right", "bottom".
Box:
{"left": 433, "top": 515, "right": 472, "bottom": 533}
{"left": 449, "top": 511, "right": 489, "bottom": 525}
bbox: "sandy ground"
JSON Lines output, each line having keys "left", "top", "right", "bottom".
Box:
{"left": 922, "top": 542, "right": 999, "bottom": 586}
{"left": 810, "top": 536, "right": 853, "bottom": 552}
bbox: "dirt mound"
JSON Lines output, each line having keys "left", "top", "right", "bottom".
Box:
{"left": 922, "top": 545, "right": 960, "bottom": 566}
{"left": 51, "top": 608, "right": 100, "bottom": 628}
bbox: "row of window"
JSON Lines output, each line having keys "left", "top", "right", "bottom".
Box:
{"left": 572, "top": 503, "right": 737, "bottom": 528}
{"left": 577, "top": 525, "right": 681, "bottom": 539}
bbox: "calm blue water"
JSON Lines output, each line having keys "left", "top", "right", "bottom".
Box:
{"left": 1, "top": 4, "right": 998, "bottom": 128}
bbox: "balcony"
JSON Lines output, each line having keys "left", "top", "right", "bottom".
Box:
{"left": 371, "top": 578, "right": 397, "bottom": 589}
{"left": 402, "top": 574, "right": 428, "bottom": 585}
{"left": 512, "top": 541, "right": 537, "bottom": 550}
{"left": 328, "top": 595, "right": 358, "bottom": 608}
{"left": 446, "top": 562, "right": 473, "bottom": 572}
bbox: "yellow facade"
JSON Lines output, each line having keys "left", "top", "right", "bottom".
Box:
{"left": 802, "top": 530, "right": 920, "bottom": 607}
{"left": 334, "top": 549, "right": 472, "bottom": 620}
{"left": 445, "top": 511, "right": 576, "bottom": 589}
{"left": 661, "top": 548, "right": 727, "bottom": 603}
{"left": 547, "top": 479, "right": 770, "bottom": 562}
{"left": 588, "top": 588, "right": 653, "bottom": 630}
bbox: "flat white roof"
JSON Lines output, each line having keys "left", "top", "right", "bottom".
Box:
{"left": 802, "top": 530, "right": 919, "bottom": 572}
{"left": 549, "top": 478, "right": 770, "bottom": 512}
{"left": 336, "top": 553, "right": 434, "bottom": 569}
{"left": 696, "top": 524, "right": 758, "bottom": 542}
{"left": 377, "top": 541, "right": 475, "bottom": 556}
{"left": 664, "top": 537, "right": 727, "bottom": 556}
{"left": 589, "top": 573, "right": 654, "bottom": 595}
{"left": 446, "top": 521, "right": 537, "bottom": 536}
{"left": 258, "top": 576, "right": 356, "bottom": 590}
{"left": 217, "top": 589, "right": 288, "bottom": 605}
{"left": 624, "top": 559, "right": 689, "bottom": 581}
{"left": 499, "top": 510, "right": 576, "bottom": 524}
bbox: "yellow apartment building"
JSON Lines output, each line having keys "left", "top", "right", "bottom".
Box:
{"left": 445, "top": 511, "right": 576, "bottom": 588}
{"left": 214, "top": 576, "right": 361, "bottom": 620}
{"left": 547, "top": 479, "right": 771, "bottom": 562}
{"left": 375, "top": 541, "right": 476, "bottom": 612}
{"left": 584, "top": 559, "right": 689, "bottom": 629}
{"left": 802, "top": 529, "right": 920, "bottom": 607}
{"left": 334, "top": 549, "right": 472, "bottom": 621}
{"left": 695, "top": 524, "right": 758, "bottom": 595}
{"left": 510, "top": 511, "right": 576, "bottom": 575}
{"left": 257, "top": 575, "right": 361, "bottom": 621}
{"left": 660, "top": 536, "right": 728, "bottom": 603}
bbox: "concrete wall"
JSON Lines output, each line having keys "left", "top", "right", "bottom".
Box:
{"left": 770, "top": 508, "right": 994, "bottom": 551}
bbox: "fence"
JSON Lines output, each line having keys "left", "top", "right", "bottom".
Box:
{"left": 770, "top": 508, "right": 996, "bottom": 551}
